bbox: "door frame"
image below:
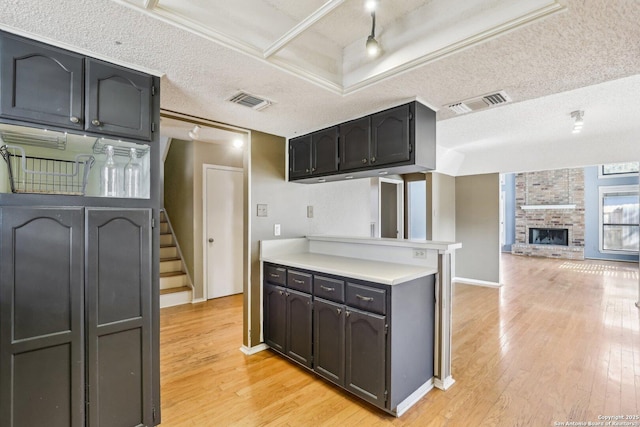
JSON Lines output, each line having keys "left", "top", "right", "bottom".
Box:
{"left": 377, "top": 177, "right": 404, "bottom": 239}
{"left": 202, "top": 163, "right": 244, "bottom": 301}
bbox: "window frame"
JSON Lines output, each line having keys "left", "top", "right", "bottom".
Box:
{"left": 598, "top": 162, "right": 640, "bottom": 179}
{"left": 598, "top": 184, "right": 639, "bottom": 254}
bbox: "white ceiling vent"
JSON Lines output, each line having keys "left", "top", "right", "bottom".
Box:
{"left": 228, "top": 91, "right": 272, "bottom": 111}
{"left": 446, "top": 90, "right": 511, "bottom": 115}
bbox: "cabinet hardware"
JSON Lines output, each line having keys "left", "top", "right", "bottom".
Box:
{"left": 270, "top": 273, "right": 279, "bottom": 278}
{"left": 279, "top": 290, "right": 284, "bottom": 295}
{"left": 293, "top": 279, "right": 304, "bottom": 284}
{"left": 208, "top": 238, "right": 214, "bottom": 243}
{"left": 69, "top": 116, "right": 80, "bottom": 124}
{"left": 361, "top": 158, "right": 367, "bottom": 164}
{"left": 320, "top": 285, "right": 335, "bottom": 292}
{"left": 305, "top": 169, "right": 310, "bottom": 173}
{"left": 346, "top": 311, "right": 350, "bottom": 317}
{"left": 285, "top": 292, "right": 290, "bottom": 297}
{"left": 356, "top": 294, "right": 374, "bottom": 302}
{"left": 311, "top": 167, "right": 316, "bottom": 172}
{"left": 337, "top": 308, "right": 341, "bottom": 314}
{"left": 91, "top": 119, "right": 101, "bottom": 126}
{"left": 370, "top": 156, "right": 376, "bottom": 163}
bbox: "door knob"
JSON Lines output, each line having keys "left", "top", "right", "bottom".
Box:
{"left": 208, "top": 238, "right": 214, "bottom": 243}
{"left": 91, "top": 119, "right": 101, "bottom": 126}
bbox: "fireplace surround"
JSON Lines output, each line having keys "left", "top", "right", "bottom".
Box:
{"left": 529, "top": 228, "right": 569, "bottom": 246}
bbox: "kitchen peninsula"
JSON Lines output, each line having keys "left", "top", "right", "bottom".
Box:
{"left": 260, "top": 235, "right": 460, "bottom": 416}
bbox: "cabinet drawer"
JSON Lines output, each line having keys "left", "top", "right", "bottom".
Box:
{"left": 287, "top": 270, "right": 312, "bottom": 293}
{"left": 346, "top": 282, "right": 386, "bottom": 315}
{"left": 314, "top": 276, "right": 345, "bottom": 303}
{"left": 264, "top": 264, "right": 286, "bottom": 286}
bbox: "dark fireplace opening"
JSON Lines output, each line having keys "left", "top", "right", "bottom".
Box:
{"left": 529, "top": 228, "right": 569, "bottom": 246}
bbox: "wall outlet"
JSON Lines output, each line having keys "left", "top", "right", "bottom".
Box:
{"left": 257, "top": 204, "right": 268, "bottom": 217}
{"left": 413, "top": 249, "right": 427, "bottom": 259}
{"left": 274, "top": 224, "right": 281, "bottom": 236}
{"left": 307, "top": 205, "right": 314, "bottom": 218}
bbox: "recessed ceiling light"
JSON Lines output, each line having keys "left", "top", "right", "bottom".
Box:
{"left": 233, "top": 138, "right": 244, "bottom": 148}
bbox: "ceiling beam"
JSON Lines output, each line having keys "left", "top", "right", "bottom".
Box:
{"left": 263, "top": 0, "right": 346, "bottom": 58}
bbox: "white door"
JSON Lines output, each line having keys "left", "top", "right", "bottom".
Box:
{"left": 205, "top": 166, "right": 243, "bottom": 299}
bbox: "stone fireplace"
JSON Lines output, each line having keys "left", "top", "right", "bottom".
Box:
{"left": 512, "top": 168, "right": 585, "bottom": 260}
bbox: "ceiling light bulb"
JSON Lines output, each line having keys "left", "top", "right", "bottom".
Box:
{"left": 188, "top": 125, "right": 201, "bottom": 140}
{"left": 365, "top": 0, "right": 378, "bottom": 12}
{"left": 366, "top": 35, "right": 380, "bottom": 57}
{"left": 233, "top": 138, "right": 244, "bottom": 148}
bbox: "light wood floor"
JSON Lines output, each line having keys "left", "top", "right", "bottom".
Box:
{"left": 160, "top": 255, "right": 640, "bottom": 426}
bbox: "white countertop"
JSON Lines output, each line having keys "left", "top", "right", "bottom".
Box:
{"left": 307, "top": 235, "right": 461, "bottom": 252}
{"left": 261, "top": 252, "right": 438, "bottom": 285}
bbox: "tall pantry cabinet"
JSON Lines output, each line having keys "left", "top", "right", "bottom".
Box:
{"left": 0, "top": 30, "right": 161, "bottom": 427}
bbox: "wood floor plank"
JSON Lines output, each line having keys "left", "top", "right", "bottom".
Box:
{"left": 160, "top": 255, "right": 640, "bottom": 426}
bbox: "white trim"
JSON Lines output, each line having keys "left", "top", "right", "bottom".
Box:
{"left": 377, "top": 177, "right": 405, "bottom": 239}
{"left": 598, "top": 163, "right": 639, "bottom": 179}
{"left": 520, "top": 204, "right": 576, "bottom": 210}
{"left": 191, "top": 297, "right": 206, "bottom": 304}
{"left": 239, "top": 343, "right": 269, "bottom": 356}
{"left": 160, "top": 290, "right": 193, "bottom": 308}
{"left": 598, "top": 184, "right": 639, "bottom": 255}
{"left": 433, "top": 376, "right": 456, "bottom": 391}
{"left": 394, "top": 379, "right": 434, "bottom": 417}
{"left": 453, "top": 277, "right": 502, "bottom": 288}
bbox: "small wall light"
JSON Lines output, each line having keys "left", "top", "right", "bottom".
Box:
{"left": 188, "top": 125, "right": 201, "bottom": 140}
{"left": 571, "top": 110, "right": 584, "bottom": 134}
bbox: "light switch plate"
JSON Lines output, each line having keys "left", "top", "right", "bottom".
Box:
{"left": 257, "top": 204, "right": 268, "bottom": 217}
{"left": 307, "top": 205, "right": 313, "bottom": 218}
{"left": 274, "top": 224, "right": 281, "bottom": 236}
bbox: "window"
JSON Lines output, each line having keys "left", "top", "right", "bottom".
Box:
{"left": 599, "top": 185, "right": 639, "bottom": 253}
{"left": 599, "top": 162, "right": 639, "bottom": 178}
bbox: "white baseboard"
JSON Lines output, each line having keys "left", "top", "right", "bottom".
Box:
{"left": 160, "top": 290, "right": 193, "bottom": 308}
{"left": 434, "top": 376, "right": 456, "bottom": 390}
{"left": 453, "top": 277, "right": 502, "bottom": 288}
{"left": 240, "top": 343, "right": 269, "bottom": 355}
{"left": 394, "top": 379, "right": 434, "bottom": 417}
{"left": 191, "top": 297, "right": 206, "bottom": 304}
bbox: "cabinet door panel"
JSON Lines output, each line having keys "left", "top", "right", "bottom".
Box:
{"left": 264, "top": 283, "right": 287, "bottom": 353}
{"left": 0, "top": 32, "right": 84, "bottom": 129}
{"left": 345, "top": 308, "right": 386, "bottom": 408}
{"left": 289, "top": 135, "right": 312, "bottom": 179}
{"left": 86, "top": 208, "right": 152, "bottom": 427}
{"left": 371, "top": 104, "right": 411, "bottom": 166}
{"left": 86, "top": 59, "right": 152, "bottom": 141}
{"left": 0, "top": 207, "right": 84, "bottom": 427}
{"left": 339, "top": 117, "right": 371, "bottom": 171}
{"left": 312, "top": 127, "right": 339, "bottom": 175}
{"left": 285, "top": 289, "right": 312, "bottom": 367}
{"left": 314, "top": 298, "right": 345, "bottom": 386}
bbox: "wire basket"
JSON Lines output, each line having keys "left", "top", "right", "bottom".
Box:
{"left": 0, "top": 144, "right": 95, "bottom": 195}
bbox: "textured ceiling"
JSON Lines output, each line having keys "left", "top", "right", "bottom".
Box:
{"left": 0, "top": 0, "right": 639, "bottom": 175}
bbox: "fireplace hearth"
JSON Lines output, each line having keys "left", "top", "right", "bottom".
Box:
{"left": 529, "top": 228, "right": 569, "bottom": 246}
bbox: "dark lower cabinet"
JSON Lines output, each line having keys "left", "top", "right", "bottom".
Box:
{"left": 0, "top": 207, "right": 154, "bottom": 427}
{"left": 345, "top": 308, "right": 387, "bottom": 407}
{"left": 285, "top": 289, "right": 312, "bottom": 367}
{"left": 313, "top": 298, "right": 345, "bottom": 386}
{"left": 264, "top": 283, "right": 286, "bottom": 353}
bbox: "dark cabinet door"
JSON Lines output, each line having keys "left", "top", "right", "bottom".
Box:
{"left": 289, "top": 135, "right": 312, "bottom": 179}
{"left": 86, "top": 59, "right": 153, "bottom": 141}
{"left": 0, "top": 32, "right": 84, "bottom": 129}
{"left": 285, "top": 289, "right": 313, "bottom": 367}
{"left": 264, "top": 283, "right": 287, "bottom": 353}
{"left": 371, "top": 104, "right": 411, "bottom": 166}
{"left": 313, "top": 298, "right": 345, "bottom": 386}
{"left": 0, "top": 207, "right": 84, "bottom": 427}
{"left": 339, "top": 117, "right": 371, "bottom": 171}
{"left": 311, "top": 126, "right": 339, "bottom": 175}
{"left": 345, "top": 308, "right": 386, "bottom": 408}
{"left": 86, "top": 208, "right": 153, "bottom": 427}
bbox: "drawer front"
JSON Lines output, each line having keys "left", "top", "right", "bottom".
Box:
{"left": 264, "top": 264, "right": 286, "bottom": 286}
{"left": 287, "top": 270, "right": 312, "bottom": 293}
{"left": 314, "top": 276, "right": 345, "bottom": 303}
{"left": 346, "top": 282, "right": 386, "bottom": 315}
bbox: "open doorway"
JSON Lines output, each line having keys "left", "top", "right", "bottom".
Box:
{"left": 375, "top": 177, "right": 404, "bottom": 239}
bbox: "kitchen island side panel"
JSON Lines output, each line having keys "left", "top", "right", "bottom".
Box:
{"left": 389, "top": 274, "right": 435, "bottom": 409}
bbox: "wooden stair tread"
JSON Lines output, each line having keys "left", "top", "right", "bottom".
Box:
{"left": 160, "top": 256, "right": 181, "bottom": 262}
{"left": 160, "top": 244, "right": 176, "bottom": 248}
{"left": 160, "top": 286, "right": 191, "bottom": 295}
{"left": 160, "top": 271, "right": 186, "bottom": 278}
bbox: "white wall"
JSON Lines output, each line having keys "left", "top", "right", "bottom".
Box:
{"left": 308, "top": 179, "right": 372, "bottom": 237}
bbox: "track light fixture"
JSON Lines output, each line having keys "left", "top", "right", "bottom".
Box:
{"left": 188, "top": 125, "right": 201, "bottom": 140}
{"left": 365, "top": 0, "right": 379, "bottom": 12}
{"left": 570, "top": 110, "right": 584, "bottom": 134}
{"left": 366, "top": 11, "right": 380, "bottom": 57}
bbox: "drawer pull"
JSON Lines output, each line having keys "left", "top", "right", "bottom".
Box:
{"left": 293, "top": 279, "right": 305, "bottom": 284}
{"left": 320, "top": 285, "right": 335, "bottom": 292}
{"left": 278, "top": 290, "right": 283, "bottom": 295}
{"left": 269, "top": 273, "right": 280, "bottom": 278}
{"left": 356, "top": 294, "right": 374, "bottom": 302}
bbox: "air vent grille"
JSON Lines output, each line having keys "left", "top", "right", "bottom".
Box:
{"left": 228, "top": 91, "right": 271, "bottom": 111}
{"left": 446, "top": 90, "right": 511, "bottom": 115}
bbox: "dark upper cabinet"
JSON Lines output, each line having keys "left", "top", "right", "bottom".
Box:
{"left": 371, "top": 104, "right": 411, "bottom": 167}
{"left": 345, "top": 307, "right": 387, "bottom": 407}
{"left": 0, "top": 31, "right": 156, "bottom": 142}
{"left": 86, "top": 59, "right": 153, "bottom": 141}
{"left": 314, "top": 298, "right": 345, "bottom": 386}
{"left": 339, "top": 116, "right": 371, "bottom": 171}
{"left": 285, "top": 289, "right": 313, "bottom": 367}
{"left": 289, "top": 127, "right": 339, "bottom": 179}
{"left": 264, "top": 283, "right": 287, "bottom": 353}
{"left": 0, "top": 32, "right": 84, "bottom": 130}
{"left": 0, "top": 207, "right": 85, "bottom": 427}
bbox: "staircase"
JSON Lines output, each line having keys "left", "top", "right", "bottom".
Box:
{"left": 159, "top": 210, "right": 193, "bottom": 308}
